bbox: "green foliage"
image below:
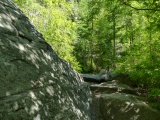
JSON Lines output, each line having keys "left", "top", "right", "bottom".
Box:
{"left": 148, "top": 88, "right": 160, "bottom": 110}
{"left": 74, "top": 0, "right": 160, "bottom": 109}
{"left": 13, "top": 0, "right": 81, "bottom": 71}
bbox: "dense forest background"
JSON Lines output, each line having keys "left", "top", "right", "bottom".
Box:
{"left": 13, "top": 0, "right": 160, "bottom": 109}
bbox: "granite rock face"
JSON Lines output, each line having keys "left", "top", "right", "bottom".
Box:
{"left": 0, "top": 0, "right": 91, "bottom": 119}
{"left": 90, "top": 80, "right": 160, "bottom": 120}
{"left": 99, "top": 93, "right": 160, "bottom": 120}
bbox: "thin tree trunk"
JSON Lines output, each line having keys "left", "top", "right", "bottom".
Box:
{"left": 129, "top": 12, "right": 134, "bottom": 67}
{"left": 90, "top": 14, "right": 94, "bottom": 71}
{"left": 112, "top": 8, "right": 116, "bottom": 69}
{"left": 149, "top": 23, "right": 152, "bottom": 59}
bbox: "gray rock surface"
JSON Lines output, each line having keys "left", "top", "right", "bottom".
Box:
{"left": 99, "top": 69, "right": 116, "bottom": 80}
{"left": 99, "top": 93, "right": 160, "bottom": 120}
{"left": 90, "top": 80, "right": 138, "bottom": 95}
{"left": 90, "top": 80, "right": 160, "bottom": 120}
{"left": 81, "top": 74, "right": 105, "bottom": 83}
{"left": 81, "top": 70, "right": 116, "bottom": 84}
{"left": 0, "top": 0, "right": 91, "bottom": 119}
{"left": 81, "top": 73, "right": 112, "bottom": 83}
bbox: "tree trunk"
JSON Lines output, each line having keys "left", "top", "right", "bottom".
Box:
{"left": 112, "top": 8, "right": 116, "bottom": 69}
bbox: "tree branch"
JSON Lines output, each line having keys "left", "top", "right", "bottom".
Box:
{"left": 122, "top": 0, "right": 160, "bottom": 11}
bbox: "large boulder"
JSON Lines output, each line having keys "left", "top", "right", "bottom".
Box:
{"left": 99, "top": 93, "right": 160, "bottom": 120}
{"left": 0, "top": 0, "right": 91, "bottom": 120}
{"left": 90, "top": 80, "right": 160, "bottom": 120}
